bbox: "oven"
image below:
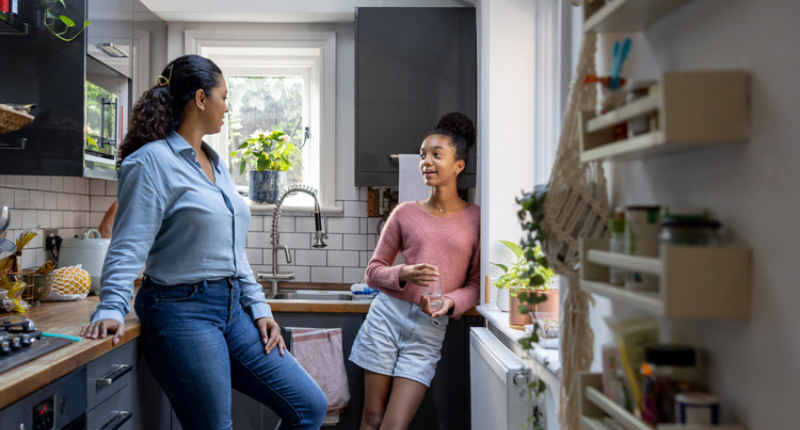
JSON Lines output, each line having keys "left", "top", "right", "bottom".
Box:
{"left": 0, "top": 366, "right": 87, "bottom": 430}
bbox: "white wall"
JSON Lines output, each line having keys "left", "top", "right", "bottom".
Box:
{"left": 585, "top": 0, "right": 800, "bottom": 427}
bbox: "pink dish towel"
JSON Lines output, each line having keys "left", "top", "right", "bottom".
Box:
{"left": 290, "top": 328, "right": 350, "bottom": 417}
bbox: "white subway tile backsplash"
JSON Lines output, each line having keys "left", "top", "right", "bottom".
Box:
{"left": 0, "top": 175, "right": 6, "bottom": 186}
{"left": 322, "top": 233, "right": 342, "bottom": 250}
{"left": 295, "top": 250, "right": 327, "bottom": 266}
{"left": 81, "top": 195, "right": 91, "bottom": 212}
{"left": 22, "top": 176, "right": 37, "bottom": 189}
{"left": 360, "top": 251, "right": 370, "bottom": 267}
{"left": 50, "top": 211, "right": 63, "bottom": 228}
{"left": 311, "top": 267, "right": 342, "bottom": 283}
{"left": 105, "top": 181, "right": 118, "bottom": 196}
{"left": 6, "top": 176, "right": 22, "bottom": 188}
{"left": 328, "top": 217, "right": 359, "bottom": 234}
{"left": 44, "top": 193, "right": 58, "bottom": 210}
{"left": 344, "top": 267, "right": 366, "bottom": 284}
{"left": 68, "top": 195, "right": 81, "bottom": 211}
{"left": 248, "top": 216, "right": 263, "bottom": 232}
{"left": 278, "top": 216, "right": 295, "bottom": 233}
{"left": 0, "top": 188, "right": 14, "bottom": 207}
{"left": 247, "top": 232, "right": 270, "bottom": 248}
{"left": 36, "top": 176, "right": 50, "bottom": 191}
{"left": 290, "top": 266, "right": 311, "bottom": 283}
{"left": 14, "top": 189, "right": 31, "bottom": 209}
{"left": 63, "top": 178, "right": 76, "bottom": 193}
{"left": 57, "top": 194, "right": 69, "bottom": 210}
{"left": 29, "top": 191, "right": 44, "bottom": 210}
{"left": 295, "top": 217, "right": 315, "bottom": 233}
{"left": 280, "top": 233, "right": 311, "bottom": 249}
{"left": 359, "top": 187, "right": 369, "bottom": 201}
{"left": 76, "top": 178, "right": 88, "bottom": 195}
{"left": 36, "top": 211, "right": 49, "bottom": 228}
{"left": 328, "top": 250, "right": 359, "bottom": 267}
{"left": 245, "top": 248, "right": 263, "bottom": 265}
{"left": 367, "top": 217, "right": 382, "bottom": 235}
{"left": 344, "top": 201, "right": 367, "bottom": 217}
{"left": 360, "top": 218, "right": 367, "bottom": 234}
{"left": 367, "top": 234, "right": 377, "bottom": 251}
{"left": 8, "top": 210, "right": 22, "bottom": 229}
{"left": 90, "top": 180, "right": 105, "bottom": 196}
{"left": 22, "top": 210, "right": 37, "bottom": 228}
{"left": 90, "top": 212, "right": 104, "bottom": 227}
{"left": 49, "top": 177, "right": 63, "bottom": 192}
{"left": 90, "top": 196, "right": 116, "bottom": 212}
{"left": 335, "top": 184, "right": 360, "bottom": 201}
{"left": 343, "top": 234, "right": 367, "bottom": 251}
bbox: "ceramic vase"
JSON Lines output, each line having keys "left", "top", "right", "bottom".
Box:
{"left": 249, "top": 170, "right": 286, "bottom": 204}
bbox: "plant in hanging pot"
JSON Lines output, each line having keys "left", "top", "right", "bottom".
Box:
{"left": 230, "top": 130, "right": 301, "bottom": 204}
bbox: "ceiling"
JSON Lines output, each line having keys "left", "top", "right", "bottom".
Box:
{"left": 139, "top": 0, "right": 476, "bottom": 23}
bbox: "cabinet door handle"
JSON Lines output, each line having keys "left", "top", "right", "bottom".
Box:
{"left": 99, "top": 411, "right": 131, "bottom": 430}
{"left": 96, "top": 364, "right": 132, "bottom": 386}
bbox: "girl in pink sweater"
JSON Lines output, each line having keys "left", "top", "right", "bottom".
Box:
{"left": 349, "top": 112, "right": 481, "bottom": 430}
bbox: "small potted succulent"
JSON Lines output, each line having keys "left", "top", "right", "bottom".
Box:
{"left": 230, "top": 130, "right": 300, "bottom": 204}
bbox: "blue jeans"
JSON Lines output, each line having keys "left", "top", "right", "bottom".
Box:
{"left": 134, "top": 277, "right": 327, "bottom": 430}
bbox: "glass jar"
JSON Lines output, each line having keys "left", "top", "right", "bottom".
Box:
{"left": 625, "top": 79, "right": 659, "bottom": 138}
{"left": 640, "top": 345, "right": 702, "bottom": 425}
{"left": 660, "top": 218, "right": 721, "bottom": 246}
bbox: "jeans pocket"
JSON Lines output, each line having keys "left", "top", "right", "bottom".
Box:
{"left": 427, "top": 314, "right": 449, "bottom": 331}
{"left": 157, "top": 284, "right": 198, "bottom": 303}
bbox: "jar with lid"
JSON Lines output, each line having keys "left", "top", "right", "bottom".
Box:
{"left": 640, "top": 345, "right": 702, "bottom": 425}
{"left": 608, "top": 214, "right": 626, "bottom": 286}
{"left": 660, "top": 218, "right": 722, "bottom": 246}
{"left": 625, "top": 79, "right": 659, "bottom": 138}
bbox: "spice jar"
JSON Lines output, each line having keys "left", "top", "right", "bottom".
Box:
{"left": 640, "top": 345, "right": 702, "bottom": 425}
{"left": 624, "top": 205, "right": 660, "bottom": 291}
{"left": 625, "top": 79, "right": 658, "bottom": 138}
{"left": 660, "top": 218, "right": 721, "bottom": 246}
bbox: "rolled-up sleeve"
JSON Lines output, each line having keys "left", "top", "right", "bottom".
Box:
{"left": 91, "top": 159, "right": 165, "bottom": 324}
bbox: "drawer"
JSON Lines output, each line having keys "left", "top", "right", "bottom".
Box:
{"left": 87, "top": 340, "right": 137, "bottom": 410}
{"left": 87, "top": 384, "right": 133, "bottom": 430}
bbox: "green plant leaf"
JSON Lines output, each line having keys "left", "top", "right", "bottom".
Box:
{"left": 239, "top": 161, "right": 247, "bottom": 176}
{"left": 59, "top": 15, "right": 75, "bottom": 27}
{"left": 499, "top": 240, "right": 524, "bottom": 258}
{"left": 490, "top": 262, "right": 509, "bottom": 273}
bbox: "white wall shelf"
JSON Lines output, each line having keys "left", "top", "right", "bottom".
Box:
{"left": 580, "top": 238, "right": 751, "bottom": 320}
{"left": 579, "top": 71, "right": 749, "bottom": 163}
{"left": 582, "top": 0, "right": 696, "bottom": 34}
{"left": 579, "top": 373, "right": 748, "bottom": 430}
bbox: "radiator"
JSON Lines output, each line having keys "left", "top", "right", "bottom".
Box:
{"left": 469, "top": 328, "right": 532, "bottom": 430}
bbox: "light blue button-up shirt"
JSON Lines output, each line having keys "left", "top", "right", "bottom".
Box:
{"left": 91, "top": 132, "right": 272, "bottom": 324}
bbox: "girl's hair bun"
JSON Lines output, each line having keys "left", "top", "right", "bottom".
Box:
{"left": 437, "top": 112, "right": 476, "bottom": 149}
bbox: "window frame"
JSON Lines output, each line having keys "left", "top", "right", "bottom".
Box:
{"left": 185, "top": 30, "right": 337, "bottom": 212}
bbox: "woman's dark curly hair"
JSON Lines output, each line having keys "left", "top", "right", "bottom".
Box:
{"left": 428, "top": 112, "right": 477, "bottom": 174}
{"left": 116, "top": 55, "right": 223, "bottom": 169}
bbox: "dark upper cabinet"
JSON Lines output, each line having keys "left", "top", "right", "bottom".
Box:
{"left": 0, "top": 0, "right": 143, "bottom": 178}
{"left": 355, "top": 7, "right": 477, "bottom": 188}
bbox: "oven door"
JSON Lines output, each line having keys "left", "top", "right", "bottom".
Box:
{"left": 62, "top": 414, "right": 87, "bottom": 430}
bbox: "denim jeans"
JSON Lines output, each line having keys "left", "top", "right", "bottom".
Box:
{"left": 134, "top": 277, "right": 327, "bottom": 430}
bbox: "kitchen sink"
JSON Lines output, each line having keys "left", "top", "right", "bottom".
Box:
{"left": 269, "top": 290, "right": 354, "bottom": 301}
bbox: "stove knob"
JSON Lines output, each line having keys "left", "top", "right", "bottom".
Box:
{"left": 10, "top": 337, "right": 21, "bottom": 351}
{"left": 20, "top": 334, "right": 32, "bottom": 347}
{"left": 0, "top": 340, "right": 10, "bottom": 355}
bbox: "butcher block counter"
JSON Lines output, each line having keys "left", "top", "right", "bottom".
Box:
{"left": 0, "top": 284, "right": 479, "bottom": 410}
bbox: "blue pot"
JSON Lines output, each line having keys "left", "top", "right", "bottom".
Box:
{"left": 249, "top": 170, "right": 286, "bottom": 204}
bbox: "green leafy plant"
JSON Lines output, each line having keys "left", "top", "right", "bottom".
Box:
{"left": 229, "top": 130, "right": 301, "bottom": 175}
{"left": 44, "top": 0, "right": 91, "bottom": 42}
{"left": 491, "top": 240, "right": 555, "bottom": 298}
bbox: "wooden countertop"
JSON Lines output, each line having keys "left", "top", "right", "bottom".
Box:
{"left": 0, "top": 296, "right": 141, "bottom": 410}
{"left": 0, "top": 287, "right": 478, "bottom": 410}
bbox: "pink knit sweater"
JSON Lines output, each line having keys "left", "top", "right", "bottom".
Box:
{"left": 366, "top": 201, "right": 481, "bottom": 318}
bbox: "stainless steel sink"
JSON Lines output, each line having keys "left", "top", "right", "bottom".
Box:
{"left": 269, "top": 290, "right": 354, "bottom": 301}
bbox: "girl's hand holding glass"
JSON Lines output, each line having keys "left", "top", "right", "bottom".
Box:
{"left": 399, "top": 263, "right": 439, "bottom": 287}
{"left": 420, "top": 295, "right": 454, "bottom": 318}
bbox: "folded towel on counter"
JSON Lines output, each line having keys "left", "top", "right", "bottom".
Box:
{"left": 288, "top": 328, "right": 350, "bottom": 423}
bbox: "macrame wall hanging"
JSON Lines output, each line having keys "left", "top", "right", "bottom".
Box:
{"left": 541, "top": 28, "right": 609, "bottom": 430}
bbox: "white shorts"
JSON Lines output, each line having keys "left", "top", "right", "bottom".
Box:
{"left": 349, "top": 292, "right": 449, "bottom": 387}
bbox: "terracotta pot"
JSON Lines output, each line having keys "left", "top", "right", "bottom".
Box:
{"left": 508, "top": 290, "right": 534, "bottom": 329}
{"left": 508, "top": 289, "right": 560, "bottom": 330}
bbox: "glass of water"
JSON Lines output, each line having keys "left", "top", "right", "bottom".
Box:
{"left": 424, "top": 265, "right": 443, "bottom": 311}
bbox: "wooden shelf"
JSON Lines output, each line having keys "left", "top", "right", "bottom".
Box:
{"left": 579, "top": 373, "right": 748, "bottom": 430}
{"left": 583, "top": 0, "right": 696, "bottom": 34}
{"left": 0, "top": 11, "right": 29, "bottom": 35}
{"left": 580, "top": 238, "right": 751, "bottom": 320}
{"left": 580, "top": 71, "right": 749, "bottom": 163}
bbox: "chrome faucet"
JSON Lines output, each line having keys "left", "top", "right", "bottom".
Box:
{"left": 257, "top": 185, "right": 327, "bottom": 298}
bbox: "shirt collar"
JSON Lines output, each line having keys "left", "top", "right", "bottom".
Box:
{"left": 165, "top": 131, "right": 222, "bottom": 167}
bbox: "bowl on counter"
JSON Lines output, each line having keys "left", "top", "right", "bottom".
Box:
{"left": 21, "top": 268, "right": 55, "bottom": 306}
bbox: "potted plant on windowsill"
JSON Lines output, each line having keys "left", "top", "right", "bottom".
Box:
{"left": 230, "top": 130, "right": 301, "bottom": 204}
{"left": 491, "top": 240, "right": 528, "bottom": 312}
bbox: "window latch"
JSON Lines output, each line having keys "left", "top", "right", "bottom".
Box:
{"left": 299, "top": 126, "right": 310, "bottom": 149}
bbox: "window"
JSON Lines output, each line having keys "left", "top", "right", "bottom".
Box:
{"left": 186, "top": 30, "right": 336, "bottom": 209}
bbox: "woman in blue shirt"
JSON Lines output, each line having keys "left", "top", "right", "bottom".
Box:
{"left": 80, "top": 55, "right": 327, "bottom": 430}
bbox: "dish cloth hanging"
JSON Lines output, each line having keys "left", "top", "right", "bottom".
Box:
{"left": 288, "top": 328, "right": 350, "bottom": 424}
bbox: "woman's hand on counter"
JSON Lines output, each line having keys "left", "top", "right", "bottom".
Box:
{"left": 256, "top": 317, "right": 286, "bottom": 356}
{"left": 399, "top": 263, "right": 439, "bottom": 287}
{"left": 420, "top": 295, "right": 454, "bottom": 318}
{"left": 80, "top": 319, "right": 125, "bottom": 345}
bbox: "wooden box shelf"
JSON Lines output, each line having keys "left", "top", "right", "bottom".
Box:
{"left": 580, "top": 238, "right": 751, "bottom": 320}
{"left": 583, "top": 0, "right": 696, "bottom": 34}
{"left": 580, "top": 71, "right": 749, "bottom": 163}
{"left": 579, "top": 372, "right": 748, "bottom": 430}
